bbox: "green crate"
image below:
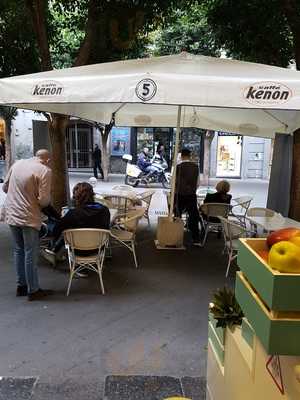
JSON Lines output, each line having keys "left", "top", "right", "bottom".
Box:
{"left": 208, "top": 321, "right": 225, "bottom": 365}
{"left": 238, "top": 238, "right": 300, "bottom": 312}
{"left": 235, "top": 272, "right": 300, "bottom": 356}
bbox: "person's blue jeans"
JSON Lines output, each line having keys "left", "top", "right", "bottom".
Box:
{"left": 9, "top": 226, "right": 40, "bottom": 294}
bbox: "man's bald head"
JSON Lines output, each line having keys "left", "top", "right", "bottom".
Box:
{"left": 36, "top": 149, "right": 51, "bottom": 165}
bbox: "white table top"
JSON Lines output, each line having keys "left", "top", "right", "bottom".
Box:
{"left": 95, "top": 190, "right": 140, "bottom": 200}
{"left": 247, "top": 214, "right": 300, "bottom": 232}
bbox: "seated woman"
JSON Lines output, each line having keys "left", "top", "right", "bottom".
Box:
{"left": 42, "top": 182, "right": 110, "bottom": 266}
{"left": 204, "top": 180, "right": 232, "bottom": 205}
{"left": 201, "top": 180, "right": 232, "bottom": 227}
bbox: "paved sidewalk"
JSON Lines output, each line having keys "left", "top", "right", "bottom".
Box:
{"left": 0, "top": 173, "right": 268, "bottom": 399}
{"left": 0, "top": 375, "right": 206, "bottom": 400}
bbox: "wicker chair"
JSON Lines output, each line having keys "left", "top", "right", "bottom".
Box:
{"left": 200, "top": 203, "right": 231, "bottom": 246}
{"left": 64, "top": 228, "right": 110, "bottom": 295}
{"left": 230, "top": 196, "right": 253, "bottom": 227}
{"left": 219, "top": 217, "right": 249, "bottom": 277}
{"left": 102, "top": 194, "right": 135, "bottom": 214}
{"left": 246, "top": 207, "right": 276, "bottom": 235}
{"left": 138, "top": 190, "right": 155, "bottom": 226}
{"left": 110, "top": 208, "right": 145, "bottom": 268}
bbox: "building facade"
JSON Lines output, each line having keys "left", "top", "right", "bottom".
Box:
{"left": 2, "top": 109, "right": 272, "bottom": 180}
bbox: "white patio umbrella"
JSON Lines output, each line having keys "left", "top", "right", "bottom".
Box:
{"left": 1, "top": 52, "right": 300, "bottom": 217}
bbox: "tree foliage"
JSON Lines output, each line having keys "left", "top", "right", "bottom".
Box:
{"left": 152, "top": 2, "right": 219, "bottom": 56}
{"left": 203, "top": 0, "right": 297, "bottom": 68}
{"left": 0, "top": 0, "right": 190, "bottom": 207}
{"left": 0, "top": 0, "right": 40, "bottom": 77}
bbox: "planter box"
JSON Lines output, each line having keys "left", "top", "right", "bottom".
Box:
{"left": 208, "top": 321, "right": 225, "bottom": 365}
{"left": 209, "top": 312, "right": 225, "bottom": 345}
{"left": 235, "top": 272, "right": 300, "bottom": 355}
{"left": 238, "top": 238, "right": 300, "bottom": 312}
{"left": 241, "top": 318, "right": 254, "bottom": 348}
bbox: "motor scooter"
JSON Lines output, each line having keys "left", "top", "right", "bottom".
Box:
{"left": 122, "top": 154, "right": 171, "bottom": 188}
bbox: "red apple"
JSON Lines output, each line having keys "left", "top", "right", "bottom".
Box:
{"left": 289, "top": 235, "right": 300, "bottom": 248}
{"left": 266, "top": 228, "right": 300, "bottom": 248}
{"left": 256, "top": 249, "right": 269, "bottom": 263}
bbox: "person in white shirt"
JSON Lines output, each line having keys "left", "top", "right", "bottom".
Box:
{"left": 2, "top": 149, "right": 54, "bottom": 301}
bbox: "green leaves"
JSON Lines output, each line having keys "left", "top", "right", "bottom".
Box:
{"left": 203, "top": 0, "right": 294, "bottom": 67}
{"left": 0, "top": 0, "right": 40, "bottom": 77}
{"left": 210, "top": 287, "right": 244, "bottom": 329}
{"left": 151, "top": 3, "right": 219, "bottom": 56}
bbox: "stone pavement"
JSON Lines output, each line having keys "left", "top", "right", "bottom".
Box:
{"left": 0, "top": 174, "right": 268, "bottom": 399}
{"left": 0, "top": 375, "right": 206, "bottom": 400}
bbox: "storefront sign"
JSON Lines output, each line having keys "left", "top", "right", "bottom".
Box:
{"left": 111, "top": 127, "right": 130, "bottom": 156}
{"left": 266, "top": 355, "right": 285, "bottom": 395}
{"left": 244, "top": 81, "right": 292, "bottom": 105}
{"left": 32, "top": 80, "right": 64, "bottom": 96}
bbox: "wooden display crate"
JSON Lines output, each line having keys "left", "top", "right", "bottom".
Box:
{"left": 235, "top": 271, "right": 300, "bottom": 355}
{"left": 238, "top": 238, "right": 300, "bottom": 312}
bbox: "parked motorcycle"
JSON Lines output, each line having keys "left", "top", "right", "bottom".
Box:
{"left": 122, "top": 154, "right": 171, "bottom": 188}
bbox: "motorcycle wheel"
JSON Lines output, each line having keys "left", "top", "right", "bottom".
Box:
{"left": 161, "top": 175, "right": 171, "bottom": 189}
{"left": 125, "top": 175, "right": 139, "bottom": 187}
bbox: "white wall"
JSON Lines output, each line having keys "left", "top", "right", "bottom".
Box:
{"left": 11, "top": 109, "right": 46, "bottom": 160}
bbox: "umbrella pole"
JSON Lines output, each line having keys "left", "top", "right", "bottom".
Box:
{"left": 169, "top": 105, "right": 182, "bottom": 219}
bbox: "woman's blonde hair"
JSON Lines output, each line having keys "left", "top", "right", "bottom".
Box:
{"left": 216, "top": 180, "right": 230, "bottom": 194}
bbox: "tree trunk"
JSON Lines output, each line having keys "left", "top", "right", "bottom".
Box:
{"left": 48, "top": 114, "right": 70, "bottom": 210}
{"left": 289, "top": 129, "right": 300, "bottom": 220}
{"left": 202, "top": 130, "right": 215, "bottom": 186}
{"left": 4, "top": 118, "right": 13, "bottom": 169}
{"left": 100, "top": 131, "right": 110, "bottom": 181}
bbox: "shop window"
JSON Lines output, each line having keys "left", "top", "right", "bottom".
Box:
{"left": 216, "top": 134, "right": 242, "bottom": 178}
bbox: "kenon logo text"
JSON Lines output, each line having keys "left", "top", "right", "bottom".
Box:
{"left": 244, "top": 82, "right": 292, "bottom": 105}
{"left": 32, "top": 81, "right": 63, "bottom": 96}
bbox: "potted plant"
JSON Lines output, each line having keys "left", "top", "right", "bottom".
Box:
{"left": 209, "top": 286, "right": 244, "bottom": 329}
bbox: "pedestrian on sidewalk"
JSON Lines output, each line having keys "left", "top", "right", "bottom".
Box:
{"left": 92, "top": 144, "right": 104, "bottom": 179}
{"left": 0, "top": 138, "right": 5, "bottom": 160}
{"left": 2, "top": 149, "right": 54, "bottom": 301}
{"left": 174, "top": 148, "right": 202, "bottom": 246}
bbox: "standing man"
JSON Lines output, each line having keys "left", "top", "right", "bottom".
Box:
{"left": 1, "top": 138, "right": 6, "bottom": 160}
{"left": 175, "top": 148, "right": 201, "bottom": 246}
{"left": 0, "top": 138, "right": 5, "bottom": 160}
{"left": 92, "top": 144, "right": 104, "bottom": 179}
{"left": 2, "top": 149, "right": 53, "bottom": 301}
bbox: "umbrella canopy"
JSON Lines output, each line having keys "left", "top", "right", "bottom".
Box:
{"left": 1, "top": 52, "right": 300, "bottom": 138}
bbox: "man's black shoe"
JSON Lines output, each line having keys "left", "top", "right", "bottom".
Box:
{"left": 28, "top": 289, "right": 54, "bottom": 301}
{"left": 16, "top": 285, "right": 28, "bottom": 297}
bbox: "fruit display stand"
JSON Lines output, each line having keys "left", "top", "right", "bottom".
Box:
{"left": 206, "top": 238, "right": 300, "bottom": 400}
{"left": 207, "top": 324, "right": 300, "bottom": 400}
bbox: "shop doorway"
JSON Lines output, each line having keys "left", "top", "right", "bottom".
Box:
{"left": 136, "top": 128, "right": 173, "bottom": 168}
{"left": 136, "top": 127, "right": 203, "bottom": 170}
{"left": 66, "top": 122, "right": 93, "bottom": 168}
{"left": 216, "top": 133, "right": 243, "bottom": 178}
